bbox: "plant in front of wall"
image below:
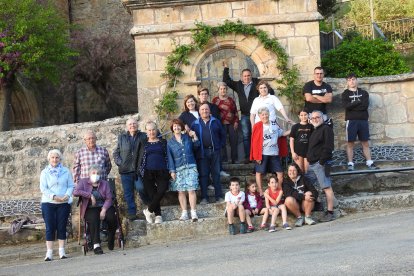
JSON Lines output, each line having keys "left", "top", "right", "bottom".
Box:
{"left": 161, "top": 20, "right": 303, "bottom": 115}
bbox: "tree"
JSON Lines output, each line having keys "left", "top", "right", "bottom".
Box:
{"left": 344, "top": 0, "right": 414, "bottom": 27}
{"left": 317, "top": 0, "right": 338, "bottom": 18}
{"left": 0, "top": 0, "right": 76, "bottom": 131}
{"left": 67, "top": 25, "right": 135, "bottom": 118}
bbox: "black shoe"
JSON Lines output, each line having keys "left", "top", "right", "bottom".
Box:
{"left": 108, "top": 232, "right": 115, "bottom": 251}
{"left": 44, "top": 257, "right": 52, "bottom": 261}
{"left": 240, "top": 222, "right": 247, "bottom": 234}
{"left": 94, "top": 246, "right": 103, "bottom": 255}
{"left": 228, "top": 224, "right": 236, "bottom": 235}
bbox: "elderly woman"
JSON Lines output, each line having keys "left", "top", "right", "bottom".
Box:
{"left": 178, "top": 94, "right": 200, "bottom": 132}
{"left": 73, "top": 164, "right": 117, "bottom": 255}
{"left": 212, "top": 82, "right": 239, "bottom": 164}
{"left": 167, "top": 119, "right": 200, "bottom": 221}
{"left": 139, "top": 121, "right": 170, "bottom": 224}
{"left": 40, "top": 149, "right": 74, "bottom": 261}
{"left": 282, "top": 163, "right": 318, "bottom": 227}
{"left": 250, "top": 107, "right": 290, "bottom": 196}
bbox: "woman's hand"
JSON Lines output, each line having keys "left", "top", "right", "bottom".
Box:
{"left": 91, "top": 195, "right": 96, "bottom": 206}
{"left": 170, "top": 172, "right": 176, "bottom": 180}
{"left": 256, "top": 160, "right": 261, "bottom": 165}
{"left": 233, "top": 122, "right": 238, "bottom": 130}
{"left": 61, "top": 195, "right": 69, "bottom": 202}
{"left": 254, "top": 208, "right": 259, "bottom": 215}
{"left": 292, "top": 152, "right": 299, "bottom": 161}
{"left": 100, "top": 209, "right": 106, "bottom": 220}
{"left": 188, "top": 130, "right": 198, "bottom": 140}
{"left": 304, "top": 191, "right": 314, "bottom": 202}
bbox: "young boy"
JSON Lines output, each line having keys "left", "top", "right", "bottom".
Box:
{"left": 225, "top": 177, "right": 247, "bottom": 235}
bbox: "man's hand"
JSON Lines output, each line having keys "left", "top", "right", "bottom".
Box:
{"left": 223, "top": 61, "right": 228, "bottom": 68}
{"left": 170, "top": 172, "right": 176, "bottom": 180}
{"left": 91, "top": 195, "right": 96, "bottom": 206}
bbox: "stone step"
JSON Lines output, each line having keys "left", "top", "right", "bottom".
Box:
{"left": 160, "top": 202, "right": 226, "bottom": 222}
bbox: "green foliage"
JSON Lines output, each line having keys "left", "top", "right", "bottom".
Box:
{"left": 155, "top": 90, "right": 179, "bottom": 130}
{"left": 321, "top": 36, "right": 410, "bottom": 77}
{"left": 0, "top": 0, "right": 77, "bottom": 86}
{"left": 162, "top": 20, "right": 301, "bottom": 112}
{"left": 345, "top": 0, "right": 414, "bottom": 26}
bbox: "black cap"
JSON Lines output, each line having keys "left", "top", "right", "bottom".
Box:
{"left": 346, "top": 72, "right": 357, "bottom": 79}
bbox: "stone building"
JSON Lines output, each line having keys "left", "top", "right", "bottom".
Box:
{"left": 122, "top": 0, "right": 322, "bottom": 119}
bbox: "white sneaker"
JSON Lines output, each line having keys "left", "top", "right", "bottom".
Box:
{"left": 190, "top": 210, "right": 198, "bottom": 222}
{"left": 207, "top": 185, "right": 215, "bottom": 190}
{"left": 143, "top": 208, "right": 154, "bottom": 223}
{"left": 154, "top": 215, "right": 163, "bottom": 224}
{"left": 179, "top": 211, "right": 189, "bottom": 221}
{"left": 220, "top": 171, "right": 230, "bottom": 177}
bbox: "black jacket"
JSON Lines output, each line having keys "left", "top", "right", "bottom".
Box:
{"left": 223, "top": 67, "right": 274, "bottom": 116}
{"left": 341, "top": 88, "right": 369, "bottom": 121}
{"left": 113, "top": 131, "right": 146, "bottom": 174}
{"left": 282, "top": 175, "right": 318, "bottom": 202}
{"left": 306, "top": 124, "right": 334, "bottom": 165}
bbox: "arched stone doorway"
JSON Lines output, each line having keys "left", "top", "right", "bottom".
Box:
{"left": 196, "top": 48, "right": 259, "bottom": 104}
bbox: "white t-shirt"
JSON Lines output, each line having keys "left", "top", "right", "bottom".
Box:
{"left": 262, "top": 123, "right": 283, "bottom": 156}
{"left": 190, "top": 110, "right": 199, "bottom": 119}
{"left": 250, "top": 94, "right": 284, "bottom": 124}
{"left": 225, "top": 191, "right": 245, "bottom": 205}
{"left": 247, "top": 194, "right": 257, "bottom": 208}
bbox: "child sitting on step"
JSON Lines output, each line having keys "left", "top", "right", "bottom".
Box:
{"left": 264, "top": 175, "right": 291, "bottom": 232}
{"left": 225, "top": 177, "right": 247, "bottom": 235}
{"left": 243, "top": 179, "right": 269, "bottom": 232}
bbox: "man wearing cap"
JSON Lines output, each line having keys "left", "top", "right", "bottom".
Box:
{"left": 303, "top": 67, "right": 333, "bottom": 123}
{"left": 341, "top": 73, "right": 379, "bottom": 171}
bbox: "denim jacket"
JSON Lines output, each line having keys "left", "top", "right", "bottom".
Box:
{"left": 167, "top": 134, "right": 200, "bottom": 173}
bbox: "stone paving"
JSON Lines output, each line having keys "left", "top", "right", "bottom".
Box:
{"left": 332, "top": 145, "right": 414, "bottom": 166}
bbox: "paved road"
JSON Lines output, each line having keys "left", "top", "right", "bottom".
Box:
{"left": 1, "top": 208, "right": 414, "bottom": 276}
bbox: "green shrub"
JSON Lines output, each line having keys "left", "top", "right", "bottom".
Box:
{"left": 321, "top": 36, "right": 411, "bottom": 77}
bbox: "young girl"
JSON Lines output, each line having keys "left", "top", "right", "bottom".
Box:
{"left": 225, "top": 177, "right": 247, "bottom": 235}
{"left": 264, "top": 175, "right": 291, "bottom": 232}
{"left": 290, "top": 110, "right": 314, "bottom": 173}
{"left": 243, "top": 179, "right": 269, "bottom": 232}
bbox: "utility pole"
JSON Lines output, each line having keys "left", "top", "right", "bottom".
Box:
{"left": 370, "top": 0, "right": 375, "bottom": 39}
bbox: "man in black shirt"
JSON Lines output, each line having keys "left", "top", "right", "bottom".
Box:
{"left": 341, "top": 73, "right": 379, "bottom": 171}
{"left": 303, "top": 67, "right": 333, "bottom": 122}
{"left": 222, "top": 62, "right": 274, "bottom": 163}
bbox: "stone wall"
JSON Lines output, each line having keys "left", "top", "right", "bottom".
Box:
{"left": 0, "top": 114, "right": 143, "bottom": 203}
{"left": 123, "top": 0, "right": 323, "bottom": 120}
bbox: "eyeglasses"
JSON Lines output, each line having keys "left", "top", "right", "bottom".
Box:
{"left": 314, "top": 73, "right": 324, "bottom": 75}
{"left": 311, "top": 116, "right": 321, "bottom": 120}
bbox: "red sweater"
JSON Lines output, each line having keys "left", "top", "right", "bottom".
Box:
{"left": 250, "top": 121, "right": 264, "bottom": 161}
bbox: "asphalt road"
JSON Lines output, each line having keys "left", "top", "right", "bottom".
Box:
{"left": 1, "top": 208, "right": 414, "bottom": 276}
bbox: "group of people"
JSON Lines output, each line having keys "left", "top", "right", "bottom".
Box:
{"left": 39, "top": 63, "right": 379, "bottom": 258}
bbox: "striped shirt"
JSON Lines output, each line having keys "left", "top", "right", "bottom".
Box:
{"left": 72, "top": 145, "right": 111, "bottom": 183}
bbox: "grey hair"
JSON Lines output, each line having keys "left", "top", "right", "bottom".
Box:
{"left": 258, "top": 106, "right": 270, "bottom": 114}
{"left": 88, "top": 164, "right": 102, "bottom": 175}
{"left": 125, "top": 117, "right": 138, "bottom": 130}
{"left": 217, "top": 82, "right": 227, "bottom": 89}
{"left": 83, "top": 129, "right": 96, "bottom": 139}
{"left": 144, "top": 120, "right": 157, "bottom": 130}
{"left": 47, "top": 149, "right": 63, "bottom": 160}
{"left": 311, "top": 110, "right": 323, "bottom": 117}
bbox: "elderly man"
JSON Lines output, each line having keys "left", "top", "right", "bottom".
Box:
{"left": 306, "top": 110, "right": 336, "bottom": 222}
{"left": 191, "top": 103, "right": 226, "bottom": 204}
{"left": 342, "top": 73, "right": 379, "bottom": 171}
{"left": 73, "top": 130, "right": 111, "bottom": 184}
{"left": 113, "top": 118, "right": 148, "bottom": 221}
{"left": 303, "top": 67, "right": 333, "bottom": 122}
{"left": 223, "top": 62, "right": 274, "bottom": 163}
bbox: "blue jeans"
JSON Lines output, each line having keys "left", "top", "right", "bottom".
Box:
{"left": 41, "top": 202, "right": 71, "bottom": 241}
{"left": 120, "top": 173, "right": 150, "bottom": 216}
{"left": 198, "top": 149, "right": 223, "bottom": 200}
{"left": 240, "top": 115, "right": 251, "bottom": 159}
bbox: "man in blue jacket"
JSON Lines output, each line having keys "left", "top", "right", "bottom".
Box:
{"left": 191, "top": 103, "right": 226, "bottom": 204}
